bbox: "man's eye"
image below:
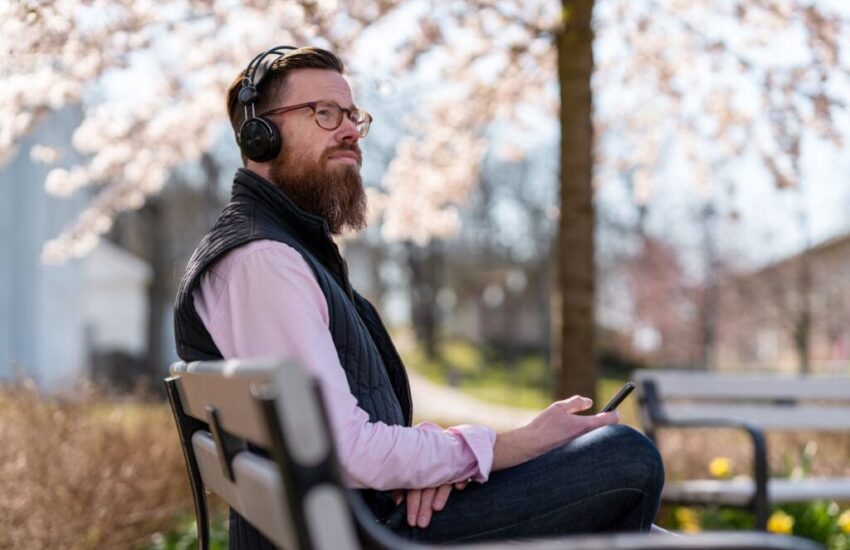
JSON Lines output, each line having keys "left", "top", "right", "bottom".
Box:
{"left": 317, "top": 108, "right": 334, "bottom": 117}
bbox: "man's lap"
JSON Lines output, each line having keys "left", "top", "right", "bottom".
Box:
{"left": 386, "top": 424, "right": 664, "bottom": 544}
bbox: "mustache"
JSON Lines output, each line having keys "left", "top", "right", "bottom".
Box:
{"left": 323, "top": 144, "right": 362, "bottom": 164}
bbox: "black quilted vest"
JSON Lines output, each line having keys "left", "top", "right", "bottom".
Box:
{"left": 174, "top": 169, "right": 413, "bottom": 548}
{"left": 174, "top": 167, "right": 412, "bottom": 425}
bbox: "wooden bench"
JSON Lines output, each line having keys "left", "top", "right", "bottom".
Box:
{"left": 164, "top": 359, "right": 821, "bottom": 549}
{"left": 635, "top": 368, "right": 850, "bottom": 530}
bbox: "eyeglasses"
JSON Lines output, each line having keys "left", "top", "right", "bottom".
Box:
{"left": 259, "top": 100, "right": 373, "bottom": 138}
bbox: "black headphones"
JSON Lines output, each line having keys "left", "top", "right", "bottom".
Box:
{"left": 237, "top": 45, "right": 299, "bottom": 162}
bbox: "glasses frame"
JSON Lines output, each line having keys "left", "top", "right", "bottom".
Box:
{"left": 258, "top": 100, "right": 372, "bottom": 138}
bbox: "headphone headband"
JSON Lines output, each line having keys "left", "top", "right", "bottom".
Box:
{"left": 236, "top": 45, "right": 299, "bottom": 162}
{"left": 238, "top": 45, "right": 298, "bottom": 106}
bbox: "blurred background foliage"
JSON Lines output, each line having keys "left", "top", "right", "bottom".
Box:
{"left": 3, "top": 0, "right": 850, "bottom": 547}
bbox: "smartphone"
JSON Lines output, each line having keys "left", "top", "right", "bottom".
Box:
{"left": 601, "top": 381, "right": 635, "bottom": 412}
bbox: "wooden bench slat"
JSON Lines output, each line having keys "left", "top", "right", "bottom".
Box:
{"left": 193, "top": 432, "right": 297, "bottom": 549}
{"left": 304, "top": 485, "right": 360, "bottom": 550}
{"left": 168, "top": 361, "right": 828, "bottom": 548}
{"left": 635, "top": 370, "right": 850, "bottom": 401}
{"left": 173, "top": 362, "right": 272, "bottom": 447}
{"left": 480, "top": 532, "right": 821, "bottom": 549}
{"left": 664, "top": 478, "right": 850, "bottom": 507}
{"left": 661, "top": 403, "right": 850, "bottom": 430}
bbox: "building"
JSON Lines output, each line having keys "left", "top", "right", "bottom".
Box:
{"left": 716, "top": 233, "right": 850, "bottom": 374}
{"left": 0, "top": 107, "right": 151, "bottom": 389}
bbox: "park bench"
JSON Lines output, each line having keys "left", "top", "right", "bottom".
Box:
{"left": 165, "top": 359, "right": 820, "bottom": 549}
{"left": 634, "top": 368, "right": 850, "bottom": 530}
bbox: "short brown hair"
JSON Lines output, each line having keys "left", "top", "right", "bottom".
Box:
{"left": 226, "top": 47, "right": 345, "bottom": 164}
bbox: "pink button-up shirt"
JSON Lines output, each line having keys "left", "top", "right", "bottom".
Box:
{"left": 193, "top": 239, "right": 495, "bottom": 490}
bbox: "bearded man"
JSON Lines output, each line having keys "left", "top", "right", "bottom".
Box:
{"left": 174, "top": 46, "right": 664, "bottom": 549}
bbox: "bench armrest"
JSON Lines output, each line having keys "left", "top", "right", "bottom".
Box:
{"left": 638, "top": 378, "right": 771, "bottom": 529}
{"left": 651, "top": 416, "right": 769, "bottom": 529}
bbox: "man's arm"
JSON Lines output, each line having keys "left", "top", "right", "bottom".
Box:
{"left": 493, "top": 396, "right": 619, "bottom": 471}
{"left": 404, "top": 396, "right": 618, "bottom": 528}
{"left": 194, "top": 240, "right": 496, "bottom": 490}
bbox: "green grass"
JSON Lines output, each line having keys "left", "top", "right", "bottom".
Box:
{"left": 144, "top": 512, "right": 229, "bottom": 550}
{"left": 401, "top": 339, "right": 641, "bottom": 427}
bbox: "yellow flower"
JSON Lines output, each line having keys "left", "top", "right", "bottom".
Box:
{"left": 709, "top": 457, "right": 734, "bottom": 479}
{"left": 767, "top": 510, "right": 794, "bottom": 535}
{"left": 838, "top": 509, "right": 850, "bottom": 534}
{"left": 675, "top": 507, "right": 701, "bottom": 533}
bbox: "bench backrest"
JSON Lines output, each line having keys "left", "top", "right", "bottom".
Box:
{"left": 634, "top": 369, "right": 850, "bottom": 432}
{"left": 166, "top": 361, "right": 826, "bottom": 550}
{"left": 166, "top": 359, "right": 372, "bottom": 550}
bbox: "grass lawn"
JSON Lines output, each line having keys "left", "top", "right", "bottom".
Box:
{"left": 401, "top": 339, "right": 640, "bottom": 427}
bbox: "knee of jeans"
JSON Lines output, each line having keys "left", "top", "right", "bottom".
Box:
{"left": 604, "top": 424, "right": 665, "bottom": 495}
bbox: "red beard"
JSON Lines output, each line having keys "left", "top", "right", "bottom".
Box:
{"left": 269, "top": 144, "right": 367, "bottom": 235}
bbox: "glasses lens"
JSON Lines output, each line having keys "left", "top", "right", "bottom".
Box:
{"left": 315, "top": 101, "right": 342, "bottom": 130}
{"left": 355, "top": 111, "right": 372, "bottom": 138}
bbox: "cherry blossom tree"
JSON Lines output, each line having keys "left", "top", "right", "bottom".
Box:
{"left": 376, "top": 0, "right": 850, "bottom": 398}
{"left": 4, "top": 0, "right": 850, "bottom": 397}
{"left": 1, "top": 0, "right": 403, "bottom": 261}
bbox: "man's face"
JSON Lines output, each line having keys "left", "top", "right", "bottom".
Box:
{"left": 266, "top": 68, "right": 367, "bottom": 235}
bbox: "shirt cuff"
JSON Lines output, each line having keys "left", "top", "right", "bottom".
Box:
{"left": 446, "top": 424, "right": 497, "bottom": 483}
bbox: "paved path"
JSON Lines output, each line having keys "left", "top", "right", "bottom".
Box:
{"left": 407, "top": 371, "right": 538, "bottom": 431}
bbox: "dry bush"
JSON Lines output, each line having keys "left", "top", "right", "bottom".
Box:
{"left": 658, "top": 428, "right": 850, "bottom": 480}
{"left": 0, "top": 381, "right": 193, "bottom": 549}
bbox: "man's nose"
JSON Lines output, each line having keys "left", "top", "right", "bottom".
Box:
{"left": 335, "top": 116, "right": 360, "bottom": 144}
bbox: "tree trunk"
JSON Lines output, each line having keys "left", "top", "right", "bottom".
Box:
{"left": 141, "top": 198, "right": 167, "bottom": 384}
{"left": 408, "top": 241, "right": 441, "bottom": 360}
{"left": 795, "top": 251, "right": 812, "bottom": 374}
{"left": 700, "top": 203, "right": 720, "bottom": 371}
{"left": 794, "top": 193, "right": 813, "bottom": 374}
{"left": 554, "top": 0, "right": 597, "bottom": 401}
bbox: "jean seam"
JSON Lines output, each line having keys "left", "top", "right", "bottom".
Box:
{"left": 440, "top": 487, "right": 648, "bottom": 543}
{"left": 639, "top": 469, "right": 664, "bottom": 530}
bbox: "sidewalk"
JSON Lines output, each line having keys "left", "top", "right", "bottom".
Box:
{"left": 407, "top": 371, "right": 538, "bottom": 431}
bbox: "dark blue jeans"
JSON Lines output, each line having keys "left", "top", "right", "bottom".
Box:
{"left": 379, "top": 424, "right": 664, "bottom": 544}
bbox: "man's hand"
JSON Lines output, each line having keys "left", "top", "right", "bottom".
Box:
{"left": 492, "top": 395, "right": 619, "bottom": 471}
{"left": 393, "top": 480, "right": 469, "bottom": 528}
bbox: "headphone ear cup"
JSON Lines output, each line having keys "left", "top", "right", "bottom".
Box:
{"left": 239, "top": 117, "right": 281, "bottom": 162}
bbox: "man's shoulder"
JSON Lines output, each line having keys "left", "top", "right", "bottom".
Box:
{"left": 210, "top": 239, "right": 309, "bottom": 280}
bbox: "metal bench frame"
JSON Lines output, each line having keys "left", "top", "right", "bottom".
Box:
{"left": 636, "top": 369, "right": 850, "bottom": 531}
{"left": 165, "top": 359, "right": 822, "bottom": 549}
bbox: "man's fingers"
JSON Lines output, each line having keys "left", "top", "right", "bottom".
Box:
{"left": 406, "top": 483, "right": 461, "bottom": 528}
{"left": 454, "top": 480, "right": 469, "bottom": 491}
{"left": 595, "top": 410, "right": 620, "bottom": 425}
{"left": 432, "top": 484, "right": 453, "bottom": 511}
{"left": 392, "top": 489, "right": 404, "bottom": 506}
{"left": 416, "top": 487, "right": 437, "bottom": 527}
{"left": 560, "top": 395, "right": 593, "bottom": 413}
{"left": 406, "top": 489, "right": 422, "bottom": 527}
{"left": 579, "top": 410, "right": 620, "bottom": 436}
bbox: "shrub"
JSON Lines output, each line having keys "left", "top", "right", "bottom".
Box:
{"left": 662, "top": 445, "right": 850, "bottom": 549}
{"left": 0, "top": 381, "right": 193, "bottom": 549}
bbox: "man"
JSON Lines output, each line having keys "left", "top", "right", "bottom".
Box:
{"left": 174, "top": 46, "right": 664, "bottom": 547}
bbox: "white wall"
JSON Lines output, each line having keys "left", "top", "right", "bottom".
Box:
{"left": 0, "top": 107, "right": 151, "bottom": 389}
{"left": 0, "top": 106, "right": 88, "bottom": 388}
{"left": 84, "top": 241, "right": 151, "bottom": 356}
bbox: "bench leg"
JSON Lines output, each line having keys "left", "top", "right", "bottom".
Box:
{"left": 753, "top": 497, "right": 768, "bottom": 531}
{"left": 750, "top": 427, "right": 769, "bottom": 531}
{"left": 165, "top": 378, "right": 211, "bottom": 550}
